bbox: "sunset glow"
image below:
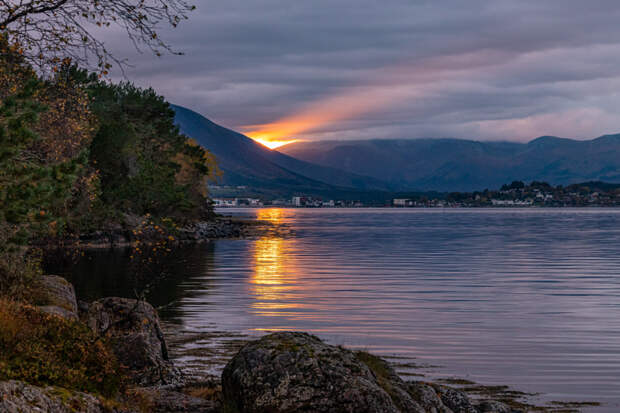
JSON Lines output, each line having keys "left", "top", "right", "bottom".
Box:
{"left": 247, "top": 134, "right": 300, "bottom": 150}
{"left": 244, "top": 87, "right": 397, "bottom": 145}
{"left": 242, "top": 59, "right": 435, "bottom": 144}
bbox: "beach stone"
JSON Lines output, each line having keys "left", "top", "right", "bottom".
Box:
{"left": 431, "top": 384, "right": 478, "bottom": 413}
{"left": 35, "top": 275, "right": 78, "bottom": 320}
{"left": 221, "top": 331, "right": 425, "bottom": 413}
{"left": 407, "top": 381, "right": 454, "bottom": 413}
{"left": 477, "top": 400, "right": 521, "bottom": 413}
{"left": 84, "top": 297, "right": 181, "bottom": 386}
{"left": 0, "top": 380, "right": 105, "bottom": 413}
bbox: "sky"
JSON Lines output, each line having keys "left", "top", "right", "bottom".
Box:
{"left": 106, "top": 0, "right": 620, "bottom": 146}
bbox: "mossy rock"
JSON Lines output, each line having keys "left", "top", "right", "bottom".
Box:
{"left": 221, "top": 332, "right": 424, "bottom": 413}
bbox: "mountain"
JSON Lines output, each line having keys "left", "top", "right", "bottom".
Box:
{"left": 171, "top": 105, "right": 391, "bottom": 198}
{"left": 279, "top": 135, "right": 620, "bottom": 192}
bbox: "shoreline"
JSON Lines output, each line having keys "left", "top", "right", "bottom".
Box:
{"left": 5, "top": 215, "right": 606, "bottom": 412}
{"left": 160, "top": 323, "right": 601, "bottom": 413}
{"left": 1, "top": 264, "right": 602, "bottom": 412}
{"left": 32, "top": 216, "right": 276, "bottom": 251}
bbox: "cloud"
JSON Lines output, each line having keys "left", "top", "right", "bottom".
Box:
{"left": 101, "top": 0, "right": 620, "bottom": 142}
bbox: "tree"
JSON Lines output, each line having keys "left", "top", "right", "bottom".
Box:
{"left": 0, "top": 0, "right": 195, "bottom": 74}
{"left": 0, "top": 51, "right": 96, "bottom": 297}
{"left": 0, "top": 51, "right": 95, "bottom": 240}
{"left": 86, "top": 79, "right": 218, "bottom": 220}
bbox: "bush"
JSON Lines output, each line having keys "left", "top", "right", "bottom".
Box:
{"left": 0, "top": 224, "right": 41, "bottom": 299}
{"left": 0, "top": 300, "right": 124, "bottom": 397}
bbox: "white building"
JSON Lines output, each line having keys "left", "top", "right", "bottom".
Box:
{"left": 214, "top": 198, "right": 237, "bottom": 207}
{"left": 393, "top": 198, "right": 414, "bottom": 207}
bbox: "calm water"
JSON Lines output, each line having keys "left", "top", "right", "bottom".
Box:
{"left": 53, "top": 208, "right": 620, "bottom": 411}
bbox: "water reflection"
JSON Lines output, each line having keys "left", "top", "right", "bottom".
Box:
{"left": 45, "top": 208, "right": 620, "bottom": 410}
{"left": 251, "top": 208, "right": 302, "bottom": 317}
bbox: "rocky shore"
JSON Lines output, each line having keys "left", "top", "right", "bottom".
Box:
{"left": 1, "top": 276, "right": 574, "bottom": 413}
{"left": 31, "top": 216, "right": 274, "bottom": 251}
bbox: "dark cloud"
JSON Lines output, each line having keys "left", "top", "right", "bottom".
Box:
{"left": 103, "top": 0, "right": 620, "bottom": 141}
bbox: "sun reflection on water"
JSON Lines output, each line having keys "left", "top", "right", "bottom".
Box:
{"left": 250, "top": 209, "right": 303, "bottom": 317}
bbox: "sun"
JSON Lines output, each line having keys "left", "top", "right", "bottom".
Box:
{"left": 246, "top": 132, "right": 299, "bottom": 150}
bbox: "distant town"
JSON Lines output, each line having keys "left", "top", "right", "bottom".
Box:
{"left": 213, "top": 181, "right": 620, "bottom": 208}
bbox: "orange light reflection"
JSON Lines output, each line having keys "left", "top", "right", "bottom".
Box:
{"left": 250, "top": 209, "right": 304, "bottom": 314}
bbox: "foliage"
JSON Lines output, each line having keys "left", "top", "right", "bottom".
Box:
{"left": 0, "top": 0, "right": 195, "bottom": 74}
{"left": 0, "top": 299, "right": 124, "bottom": 396}
{"left": 0, "top": 48, "right": 97, "bottom": 242}
{"left": 0, "top": 49, "right": 217, "bottom": 298}
{"left": 0, "top": 235, "right": 41, "bottom": 299}
{"left": 86, "top": 78, "right": 217, "bottom": 221}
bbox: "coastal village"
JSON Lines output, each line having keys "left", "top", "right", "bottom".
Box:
{"left": 214, "top": 181, "right": 620, "bottom": 208}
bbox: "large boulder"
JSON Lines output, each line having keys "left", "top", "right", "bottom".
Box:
{"left": 221, "top": 332, "right": 425, "bottom": 413}
{"left": 83, "top": 297, "right": 181, "bottom": 386}
{"left": 34, "top": 275, "right": 78, "bottom": 320}
{"left": 0, "top": 380, "right": 106, "bottom": 413}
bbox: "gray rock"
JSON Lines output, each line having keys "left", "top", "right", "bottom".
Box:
{"left": 477, "top": 400, "right": 521, "bottom": 413}
{"left": 221, "top": 331, "right": 424, "bottom": 413}
{"left": 0, "top": 380, "right": 105, "bottom": 413}
{"left": 39, "top": 304, "right": 78, "bottom": 320}
{"left": 35, "top": 275, "right": 78, "bottom": 320}
{"left": 431, "top": 384, "right": 479, "bottom": 413}
{"left": 84, "top": 297, "right": 181, "bottom": 386}
{"left": 407, "top": 382, "right": 454, "bottom": 413}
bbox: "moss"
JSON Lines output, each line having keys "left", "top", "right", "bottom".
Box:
{"left": 355, "top": 351, "right": 392, "bottom": 380}
{"left": 184, "top": 384, "right": 222, "bottom": 401}
{"left": 0, "top": 299, "right": 125, "bottom": 397}
{"left": 355, "top": 351, "right": 407, "bottom": 409}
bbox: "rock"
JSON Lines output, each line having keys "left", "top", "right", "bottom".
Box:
{"left": 431, "top": 384, "right": 478, "bottom": 413}
{"left": 84, "top": 297, "right": 181, "bottom": 386}
{"left": 0, "top": 380, "right": 105, "bottom": 413}
{"left": 477, "top": 400, "right": 521, "bottom": 413}
{"left": 39, "top": 304, "right": 79, "bottom": 320}
{"left": 35, "top": 275, "right": 78, "bottom": 320}
{"left": 221, "top": 331, "right": 425, "bottom": 413}
{"left": 130, "top": 387, "right": 220, "bottom": 413}
{"left": 407, "top": 382, "right": 453, "bottom": 413}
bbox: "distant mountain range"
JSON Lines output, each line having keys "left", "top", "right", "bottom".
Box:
{"left": 173, "top": 104, "right": 620, "bottom": 195}
{"left": 280, "top": 135, "right": 620, "bottom": 192}
{"left": 172, "top": 105, "right": 390, "bottom": 198}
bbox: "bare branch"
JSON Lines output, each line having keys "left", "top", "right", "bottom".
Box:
{"left": 0, "top": 0, "right": 195, "bottom": 74}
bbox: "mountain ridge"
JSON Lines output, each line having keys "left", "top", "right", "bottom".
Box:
{"left": 171, "top": 105, "right": 392, "bottom": 197}
{"left": 279, "top": 134, "right": 620, "bottom": 192}
{"left": 172, "top": 103, "right": 620, "bottom": 193}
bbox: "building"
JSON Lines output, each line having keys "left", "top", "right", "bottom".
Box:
{"left": 214, "top": 198, "right": 263, "bottom": 207}
{"left": 393, "top": 198, "right": 414, "bottom": 207}
{"left": 214, "top": 198, "right": 237, "bottom": 207}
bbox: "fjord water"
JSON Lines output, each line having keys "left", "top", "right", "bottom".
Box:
{"left": 62, "top": 209, "right": 620, "bottom": 410}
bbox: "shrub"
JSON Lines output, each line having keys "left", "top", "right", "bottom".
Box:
{"left": 0, "top": 300, "right": 124, "bottom": 397}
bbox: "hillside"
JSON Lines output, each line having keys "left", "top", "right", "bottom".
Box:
{"left": 172, "top": 105, "right": 391, "bottom": 197}
{"left": 279, "top": 135, "right": 620, "bottom": 192}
